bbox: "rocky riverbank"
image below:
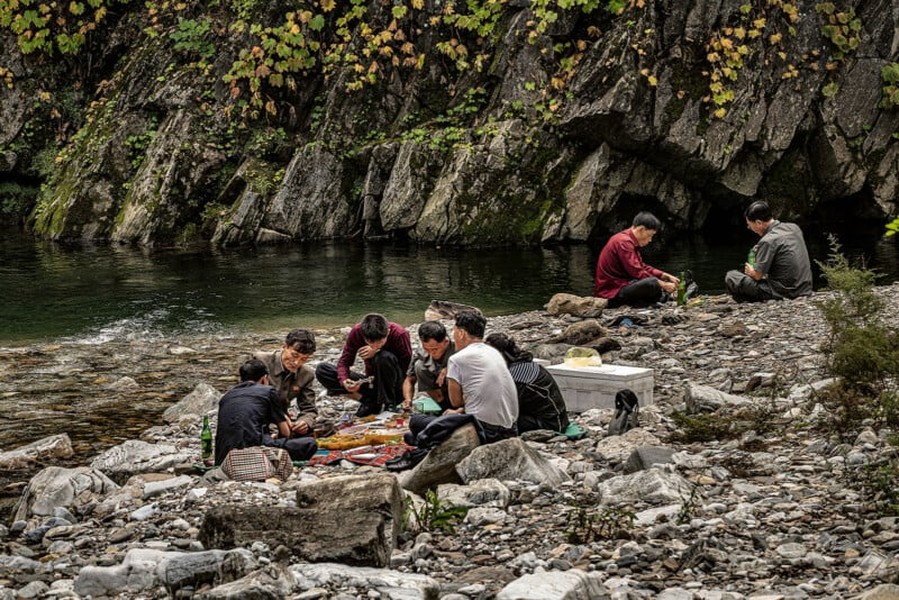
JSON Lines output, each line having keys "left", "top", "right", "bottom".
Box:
{"left": 1, "top": 286, "right": 899, "bottom": 599}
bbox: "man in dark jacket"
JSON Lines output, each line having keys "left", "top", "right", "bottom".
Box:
{"left": 214, "top": 359, "right": 317, "bottom": 466}
{"left": 725, "top": 201, "right": 813, "bottom": 302}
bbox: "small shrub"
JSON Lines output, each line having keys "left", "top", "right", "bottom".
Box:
{"left": 403, "top": 489, "right": 468, "bottom": 534}
{"left": 565, "top": 502, "right": 635, "bottom": 543}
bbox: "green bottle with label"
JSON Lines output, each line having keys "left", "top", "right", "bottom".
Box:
{"left": 676, "top": 271, "right": 687, "bottom": 306}
{"left": 747, "top": 246, "right": 756, "bottom": 267}
{"left": 200, "top": 415, "right": 213, "bottom": 463}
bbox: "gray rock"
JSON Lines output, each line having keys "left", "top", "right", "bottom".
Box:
{"left": 163, "top": 382, "right": 220, "bottom": 423}
{"left": 595, "top": 429, "right": 662, "bottom": 464}
{"left": 465, "top": 507, "right": 508, "bottom": 526}
{"left": 684, "top": 383, "right": 750, "bottom": 414}
{"left": 598, "top": 469, "right": 695, "bottom": 506}
{"left": 90, "top": 440, "right": 192, "bottom": 485}
{"left": 161, "top": 549, "right": 256, "bottom": 593}
{"left": 0, "top": 434, "right": 73, "bottom": 469}
{"left": 12, "top": 466, "right": 118, "bottom": 522}
{"left": 142, "top": 475, "right": 194, "bottom": 499}
{"left": 398, "top": 423, "right": 481, "bottom": 497}
{"left": 15, "top": 581, "right": 48, "bottom": 599}
{"left": 456, "top": 438, "right": 570, "bottom": 487}
{"left": 200, "top": 473, "right": 402, "bottom": 567}
{"left": 852, "top": 584, "right": 899, "bottom": 600}
{"left": 624, "top": 445, "right": 676, "bottom": 473}
{"left": 544, "top": 293, "right": 608, "bottom": 318}
{"left": 195, "top": 563, "right": 295, "bottom": 599}
{"left": 290, "top": 563, "right": 439, "bottom": 600}
{"left": 496, "top": 570, "right": 609, "bottom": 599}
{"left": 74, "top": 548, "right": 180, "bottom": 597}
{"left": 437, "top": 479, "right": 511, "bottom": 508}
{"left": 549, "top": 319, "right": 607, "bottom": 345}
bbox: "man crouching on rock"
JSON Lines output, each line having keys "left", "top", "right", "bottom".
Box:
{"left": 215, "top": 359, "right": 317, "bottom": 466}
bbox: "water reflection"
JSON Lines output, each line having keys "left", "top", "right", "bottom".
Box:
{"left": 1, "top": 228, "right": 897, "bottom": 345}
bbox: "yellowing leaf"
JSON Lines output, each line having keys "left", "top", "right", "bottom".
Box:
{"left": 714, "top": 107, "right": 727, "bottom": 118}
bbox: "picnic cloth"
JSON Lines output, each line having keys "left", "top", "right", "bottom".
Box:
{"left": 308, "top": 443, "right": 414, "bottom": 467}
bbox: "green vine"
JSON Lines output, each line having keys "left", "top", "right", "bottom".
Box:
{"left": 0, "top": 0, "right": 128, "bottom": 55}
{"left": 815, "top": 3, "right": 861, "bottom": 60}
{"left": 880, "top": 63, "right": 899, "bottom": 109}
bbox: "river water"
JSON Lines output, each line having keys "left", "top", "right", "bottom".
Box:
{"left": 0, "top": 226, "right": 897, "bottom": 459}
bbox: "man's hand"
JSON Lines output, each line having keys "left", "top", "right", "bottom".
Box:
{"left": 343, "top": 379, "right": 362, "bottom": 393}
{"left": 442, "top": 407, "right": 464, "bottom": 415}
{"left": 402, "top": 397, "right": 413, "bottom": 412}
{"left": 660, "top": 280, "right": 677, "bottom": 294}
{"left": 744, "top": 263, "right": 762, "bottom": 280}
{"left": 435, "top": 367, "right": 447, "bottom": 387}
{"left": 358, "top": 345, "right": 379, "bottom": 360}
{"left": 291, "top": 420, "right": 310, "bottom": 435}
{"left": 662, "top": 272, "right": 680, "bottom": 284}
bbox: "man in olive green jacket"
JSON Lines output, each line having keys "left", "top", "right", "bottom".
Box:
{"left": 252, "top": 329, "right": 318, "bottom": 437}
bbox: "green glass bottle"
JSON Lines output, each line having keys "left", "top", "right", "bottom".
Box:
{"left": 200, "top": 415, "right": 213, "bottom": 463}
{"left": 747, "top": 246, "right": 756, "bottom": 267}
{"left": 676, "top": 271, "right": 687, "bottom": 306}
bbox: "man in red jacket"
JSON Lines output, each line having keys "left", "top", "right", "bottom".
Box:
{"left": 594, "top": 212, "right": 679, "bottom": 308}
{"left": 315, "top": 313, "right": 412, "bottom": 417}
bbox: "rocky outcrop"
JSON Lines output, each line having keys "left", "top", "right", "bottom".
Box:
{"left": 1, "top": 0, "right": 893, "bottom": 245}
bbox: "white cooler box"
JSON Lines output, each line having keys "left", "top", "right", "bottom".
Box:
{"left": 545, "top": 363, "right": 654, "bottom": 412}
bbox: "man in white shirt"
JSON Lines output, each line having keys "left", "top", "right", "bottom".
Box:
{"left": 445, "top": 311, "right": 519, "bottom": 442}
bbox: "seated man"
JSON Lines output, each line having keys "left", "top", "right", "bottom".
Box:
{"left": 252, "top": 328, "right": 318, "bottom": 437}
{"left": 401, "top": 321, "right": 456, "bottom": 413}
{"left": 315, "top": 313, "right": 412, "bottom": 417}
{"left": 391, "top": 312, "right": 519, "bottom": 470}
{"left": 214, "top": 359, "right": 317, "bottom": 466}
{"left": 485, "top": 332, "right": 570, "bottom": 434}
{"left": 594, "top": 211, "right": 679, "bottom": 308}
{"left": 725, "top": 200, "right": 813, "bottom": 302}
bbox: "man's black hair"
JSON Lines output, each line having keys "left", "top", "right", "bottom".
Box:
{"left": 285, "top": 328, "right": 316, "bottom": 354}
{"left": 240, "top": 359, "right": 268, "bottom": 382}
{"left": 361, "top": 313, "right": 389, "bottom": 342}
{"left": 745, "top": 200, "right": 772, "bottom": 222}
{"left": 454, "top": 311, "right": 486, "bottom": 339}
{"left": 418, "top": 321, "right": 448, "bottom": 343}
{"left": 632, "top": 211, "right": 662, "bottom": 231}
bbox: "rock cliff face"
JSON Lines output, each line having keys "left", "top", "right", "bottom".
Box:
{"left": 1, "top": 0, "right": 897, "bottom": 246}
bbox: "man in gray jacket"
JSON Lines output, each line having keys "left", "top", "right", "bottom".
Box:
{"left": 725, "top": 201, "right": 813, "bottom": 302}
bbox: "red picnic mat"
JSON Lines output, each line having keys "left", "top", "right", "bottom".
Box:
{"left": 307, "top": 443, "right": 414, "bottom": 467}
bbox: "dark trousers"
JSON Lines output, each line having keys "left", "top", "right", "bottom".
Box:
{"left": 405, "top": 413, "right": 517, "bottom": 448}
{"left": 608, "top": 277, "right": 665, "bottom": 308}
{"left": 262, "top": 435, "right": 317, "bottom": 461}
{"left": 725, "top": 270, "right": 777, "bottom": 303}
{"left": 315, "top": 350, "right": 405, "bottom": 414}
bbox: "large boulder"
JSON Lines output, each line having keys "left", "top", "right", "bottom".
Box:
{"left": 0, "top": 434, "right": 73, "bottom": 470}
{"left": 290, "top": 563, "right": 440, "bottom": 600}
{"left": 437, "top": 479, "right": 511, "bottom": 509}
{"left": 456, "top": 438, "right": 570, "bottom": 486}
{"left": 199, "top": 474, "right": 403, "bottom": 568}
{"left": 162, "top": 383, "right": 220, "bottom": 423}
{"left": 398, "top": 423, "right": 481, "bottom": 497}
{"left": 684, "top": 382, "right": 750, "bottom": 414}
{"left": 597, "top": 468, "right": 695, "bottom": 506}
{"left": 195, "top": 564, "right": 296, "bottom": 599}
{"left": 90, "top": 440, "right": 192, "bottom": 485}
{"left": 12, "top": 466, "right": 118, "bottom": 522}
{"left": 74, "top": 548, "right": 256, "bottom": 598}
{"left": 549, "top": 320, "right": 607, "bottom": 346}
{"left": 496, "top": 570, "right": 609, "bottom": 600}
{"left": 594, "top": 429, "right": 663, "bottom": 465}
{"left": 544, "top": 293, "right": 608, "bottom": 318}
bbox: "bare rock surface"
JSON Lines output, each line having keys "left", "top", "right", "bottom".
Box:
{"left": 1, "top": 287, "right": 899, "bottom": 598}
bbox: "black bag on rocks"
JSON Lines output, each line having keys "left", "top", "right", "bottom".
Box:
{"left": 607, "top": 389, "right": 639, "bottom": 436}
